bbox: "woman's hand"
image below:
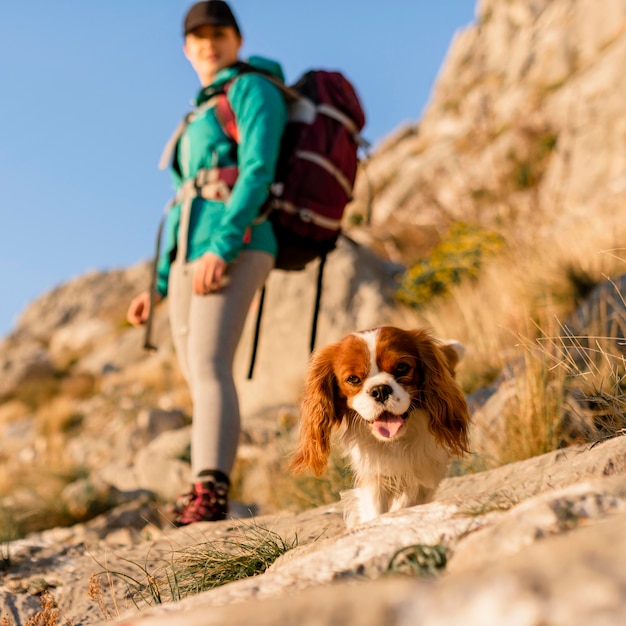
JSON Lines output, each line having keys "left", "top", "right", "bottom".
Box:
{"left": 193, "top": 252, "right": 227, "bottom": 294}
{"left": 127, "top": 291, "right": 162, "bottom": 326}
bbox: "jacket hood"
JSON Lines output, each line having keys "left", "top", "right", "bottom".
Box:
{"left": 195, "top": 56, "right": 285, "bottom": 105}
{"left": 245, "top": 56, "right": 285, "bottom": 82}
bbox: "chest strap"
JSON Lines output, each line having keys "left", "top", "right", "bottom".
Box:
{"left": 174, "top": 166, "right": 239, "bottom": 203}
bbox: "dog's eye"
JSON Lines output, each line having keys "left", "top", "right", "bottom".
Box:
{"left": 346, "top": 375, "right": 361, "bottom": 386}
{"left": 394, "top": 363, "right": 411, "bottom": 378}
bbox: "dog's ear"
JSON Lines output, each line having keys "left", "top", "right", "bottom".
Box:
{"left": 288, "top": 343, "right": 341, "bottom": 476}
{"left": 411, "top": 330, "right": 471, "bottom": 455}
{"left": 439, "top": 340, "right": 465, "bottom": 377}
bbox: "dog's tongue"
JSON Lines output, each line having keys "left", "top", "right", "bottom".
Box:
{"left": 373, "top": 412, "right": 404, "bottom": 438}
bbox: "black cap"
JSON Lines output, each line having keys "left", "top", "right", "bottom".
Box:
{"left": 183, "top": 1, "right": 241, "bottom": 36}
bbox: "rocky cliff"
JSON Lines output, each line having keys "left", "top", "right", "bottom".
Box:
{"left": 350, "top": 0, "right": 625, "bottom": 264}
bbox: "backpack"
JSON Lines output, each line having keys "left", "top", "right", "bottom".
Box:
{"left": 215, "top": 64, "right": 368, "bottom": 271}
{"left": 145, "top": 64, "right": 369, "bottom": 377}
{"left": 215, "top": 65, "right": 368, "bottom": 376}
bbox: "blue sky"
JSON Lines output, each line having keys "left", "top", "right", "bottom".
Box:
{"left": 0, "top": 1, "right": 475, "bottom": 338}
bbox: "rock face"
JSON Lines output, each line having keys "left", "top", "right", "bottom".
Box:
{"left": 2, "top": 436, "right": 626, "bottom": 626}
{"left": 349, "top": 0, "right": 626, "bottom": 261}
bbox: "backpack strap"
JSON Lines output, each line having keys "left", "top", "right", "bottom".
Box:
{"left": 214, "top": 93, "right": 239, "bottom": 143}
{"left": 212, "top": 62, "right": 299, "bottom": 146}
{"left": 247, "top": 284, "right": 267, "bottom": 379}
{"left": 310, "top": 252, "right": 327, "bottom": 353}
{"left": 159, "top": 112, "right": 194, "bottom": 171}
{"left": 158, "top": 82, "right": 230, "bottom": 171}
{"left": 246, "top": 253, "right": 326, "bottom": 378}
{"left": 159, "top": 98, "right": 220, "bottom": 171}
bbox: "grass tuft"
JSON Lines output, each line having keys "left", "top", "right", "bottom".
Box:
{"left": 165, "top": 523, "right": 296, "bottom": 599}
{"left": 91, "top": 521, "right": 297, "bottom": 611}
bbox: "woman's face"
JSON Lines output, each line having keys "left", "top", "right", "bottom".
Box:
{"left": 184, "top": 25, "right": 242, "bottom": 86}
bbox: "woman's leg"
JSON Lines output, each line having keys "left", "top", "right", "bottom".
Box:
{"left": 185, "top": 250, "right": 274, "bottom": 479}
{"left": 168, "top": 259, "right": 194, "bottom": 385}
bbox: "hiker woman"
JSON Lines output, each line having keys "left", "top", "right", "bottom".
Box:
{"left": 127, "top": 0, "right": 287, "bottom": 524}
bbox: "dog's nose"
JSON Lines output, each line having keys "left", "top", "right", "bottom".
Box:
{"left": 370, "top": 384, "right": 393, "bottom": 403}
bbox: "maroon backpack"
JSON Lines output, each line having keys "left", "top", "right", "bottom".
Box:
{"left": 215, "top": 65, "right": 368, "bottom": 271}
{"left": 214, "top": 65, "right": 368, "bottom": 376}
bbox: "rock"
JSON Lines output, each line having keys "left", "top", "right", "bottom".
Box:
{"left": 447, "top": 475, "right": 626, "bottom": 573}
{"left": 563, "top": 273, "right": 626, "bottom": 353}
{"left": 136, "top": 407, "right": 188, "bottom": 444}
{"left": 2, "top": 429, "right": 626, "bottom": 626}
{"left": 0, "top": 337, "right": 54, "bottom": 397}
{"left": 132, "top": 427, "right": 192, "bottom": 501}
{"left": 60, "top": 478, "right": 115, "bottom": 519}
{"left": 349, "top": 0, "right": 625, "bottom": 259}
{"left": 48, "top": 318, "right": 113, "bottom": 370}
{"left": 103, "top": 436, "right": 626, "bottom": 626}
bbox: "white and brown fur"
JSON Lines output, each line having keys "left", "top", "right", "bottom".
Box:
{"left": 289, "top": 326, "right": 470, "bottom": 528}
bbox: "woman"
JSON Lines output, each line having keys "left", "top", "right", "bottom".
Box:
{"left": 127, "top": 0, "right": 287, "bottom": 524}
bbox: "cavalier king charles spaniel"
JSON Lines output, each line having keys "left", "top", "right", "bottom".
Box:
{"left": 289, "top": 326, "right": 471, "bottom": 528}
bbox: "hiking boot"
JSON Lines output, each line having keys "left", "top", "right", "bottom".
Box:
{"left": 172, "top": 470, "right": 229, "bottom": 526}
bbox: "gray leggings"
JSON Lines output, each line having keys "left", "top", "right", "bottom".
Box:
{"left": 168, "top": 250, "right": 274, "bottom": 480}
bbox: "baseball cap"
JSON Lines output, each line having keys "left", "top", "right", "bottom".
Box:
{"left": 183, "top": 1, "right": 241, "bottom": 36}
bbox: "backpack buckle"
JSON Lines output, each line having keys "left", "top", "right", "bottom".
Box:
{"left": 298, "top": 208, "right": 315, "bottom": 223}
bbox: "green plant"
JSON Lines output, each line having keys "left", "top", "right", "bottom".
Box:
{"left": 508, "top": 129, "right": 558, "bottom": 191}
{"left": 387, "top": 544, "right": 448, "bottom": 578}
{"left": 397, "top": 222, "right": 505, "bottom": 309}
{"left": 0, "top": 507, "right": 19, "bottom": 570}
{"left": 347, "top": 211, "right": 365, "bottom": 226}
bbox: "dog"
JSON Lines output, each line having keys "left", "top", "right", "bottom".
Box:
{"left": 288, "top": 326, "right": 471, "bottom": 528}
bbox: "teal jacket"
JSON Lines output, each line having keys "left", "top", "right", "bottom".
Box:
{"left": 156, "top": 57, "right": 288, "bottom": 297}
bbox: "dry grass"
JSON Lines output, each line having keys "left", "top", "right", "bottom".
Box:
{"left": 270, "top": 447, "right": 353, "bottom": 513}
{"left": 419, "top": 219, "right": 625, "bottom": 393}
{"left": 0, "top": 399, "right": 30, "bottom": 426}
{"left": 58, "top": 373, "right": 97, "bottom": 400}
{"left": 491, "top": 356, "right": 567, "bottom": 466}
{"left": 103, "top": 353, "right": 192, "bottom": 414}
{"left": 0, "top": 592, "right": 74, "bottom": 626}
{"left": 36, "top": 397, "right": 84, "bottom": 438}
{"left": 400, "top": 215, "right": 626, "bottom": 473}
{"left": 0, "top": 507, "right": 18, "bottom": 570}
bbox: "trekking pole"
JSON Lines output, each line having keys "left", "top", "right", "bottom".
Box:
{"left": 143, "top": 199, "right": 174, "bottom": 351}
